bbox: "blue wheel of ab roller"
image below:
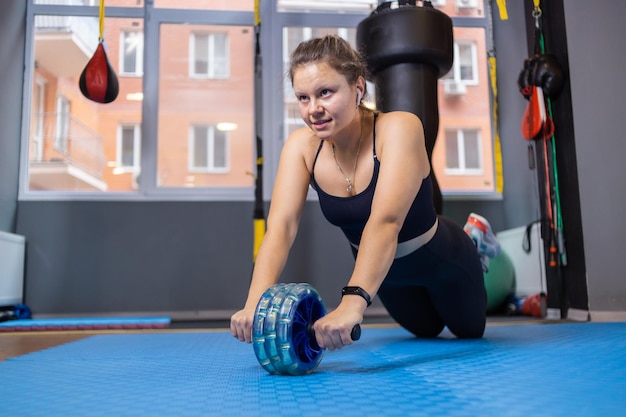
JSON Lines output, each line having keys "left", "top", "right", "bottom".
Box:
{"left": 252, "top": 283, "right": 287, "bottom": 374}
{"left": 274, "top": 283, "right": 327, "bottom": 375}
{"left": 252, "top": 283, "right": 361, "bottom": 376}
{"left": 252, "top": 283, "right": 326, "bottom": 375}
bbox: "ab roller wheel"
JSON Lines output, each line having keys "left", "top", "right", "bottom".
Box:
{"left": 252, "top": 283, "right": 361, "bottom": 376}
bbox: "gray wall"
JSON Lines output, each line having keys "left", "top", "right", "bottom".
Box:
{"left": 0, "top": 1, "right": 25, "bottom": 233}
{"left": 1, "top": 1, "right": 621, "bottom": 318}
{"left": 564, "top": 0, "right": 626, "bottom": 313}
{"left": 15, "top": 200, "right": 352, "bottom": 316}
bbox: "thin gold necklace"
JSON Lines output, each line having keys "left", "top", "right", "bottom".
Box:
{"left": 331, "top": 122, "right": 363, "bottom": 195}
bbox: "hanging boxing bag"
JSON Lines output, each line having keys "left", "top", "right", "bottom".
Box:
{"left": 79, "top": 41, "right": 119, "bottom": 104}
{"left": 357, "top": 2, "right": 453, "bottom": 213}
{"left": 78, "top": 0, "right": 119, "bottom": 104}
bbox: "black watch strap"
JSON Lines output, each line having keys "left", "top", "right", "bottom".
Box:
{"left": 342, "top": 286, "right": 372, "bottom": 307}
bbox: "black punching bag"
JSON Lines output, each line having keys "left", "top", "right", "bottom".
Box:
{"left": 357, "top": 2, "right": 453, "bottom": 214}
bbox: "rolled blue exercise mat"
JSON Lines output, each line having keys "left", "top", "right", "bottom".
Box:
{"left": 0, "top": 316, "right": 170, "bottom": 331}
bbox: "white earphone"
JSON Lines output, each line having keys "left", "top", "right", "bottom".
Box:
{"left": 356, "top": 89, "right": 362, "bottom": 107}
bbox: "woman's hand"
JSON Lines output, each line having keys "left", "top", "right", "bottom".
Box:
{"left": 230, "top": 307, "right": 256, "bottom": 343}
{"left": 312, "top": 297, "right": 366, "bottom": 350}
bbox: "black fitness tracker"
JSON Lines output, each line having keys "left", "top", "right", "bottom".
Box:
{"left": 341, "top": 286, "right": 372, "bottom": 307}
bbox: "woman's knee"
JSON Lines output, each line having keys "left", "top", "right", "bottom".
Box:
{"left": 448, "top": 320, "right": 486, "bottom": 339}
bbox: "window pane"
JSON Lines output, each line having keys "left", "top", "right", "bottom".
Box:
{"left": 120, "top": 126, "right": 136, "bottom": 167}
{"left": 458, "top": 43, "right": 475, "bottom": 82}
{"left": 276, "top": 1, "right": 483, "bottom": 16}
{"left": 213, "top": 130, "right": 228, "bottom": 169}
{"left": 193, "top": 34, "right": 210, "bottom": 75}
{"left": 192, "top": 126, "right": 209, "bottom": 169}
{"left": 35, "top": 0, "right": 143, "bottom": 6}
{"left": 464, "top": 130, "right": 480, "bottom": 169}
{"left": 154, "top": 0, "right": 253, "bottom": 10}
{"left": 445, "top": 131, "right": 459, "bottom": 169}
{"left": 55, "top": 96, "right": 70, "bottom": 152}
{"left": 28, "top": 15, "right": 143, "bottom": 192}
{"left": 278, "top": 0, "right": 378, "bottom": 13}
{"left": 434, "top": 1, "right": 484, "bottom": 18}
{"left": 434, "top": 25, "right": 494, "bottom": 193}
{"left": 121, "top": 31, "right": 143, "bottom": 75}
{"left": 158, "top": 24, "right": 253, "bottom": 188}
{"left": 212, "top": 33, "right": 229, "bottom": 78}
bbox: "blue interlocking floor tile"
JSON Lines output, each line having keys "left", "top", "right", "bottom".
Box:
{"left": 1, "top": 323, "right": 625, "bottom": 416}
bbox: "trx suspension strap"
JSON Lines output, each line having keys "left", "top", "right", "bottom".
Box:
{"left": 253, "top": 0, "right": 266, "bottom": 263}
{"left": 487, "top": 0, "right": 505, "bottom": 194}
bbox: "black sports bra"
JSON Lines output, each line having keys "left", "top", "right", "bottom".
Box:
{"left": 310, "top": 113, "right": 437, "bottom": 246}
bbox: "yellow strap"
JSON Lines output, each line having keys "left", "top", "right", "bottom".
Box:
{"left": 253, "top": 218, "right": 265, "bottom": 262}
{"left": 254, "top": 0, "right": 261, "bottom": 27}
{"left": 99, "top": 0, "right": 105, "bottom": 41}
{"left": 489, "top": 56, "right": 504, "bottom": 194}
{"left": 495, "top": 0, "right": 508, "bottom": 20}
{"left": 533, "top": 0, "right": 541, "bottom": 8}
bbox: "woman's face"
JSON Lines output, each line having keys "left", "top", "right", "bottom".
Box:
{"left": 292, "top": 62, "right": 357, "bottom": 140}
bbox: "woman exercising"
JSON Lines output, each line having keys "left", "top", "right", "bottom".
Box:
{"left": 230, "top": 34, "right": 498, "bottom": 350}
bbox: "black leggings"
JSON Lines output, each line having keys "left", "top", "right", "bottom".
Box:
{"left": 365, "top": 216, "right": 486, "bottom": 339}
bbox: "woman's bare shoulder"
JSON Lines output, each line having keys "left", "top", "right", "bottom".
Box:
{"left": 282, "top": 125, "right": 323, "bottom": 170}
{"left": 376, "top": 111, "right": 423, "bottom": 130}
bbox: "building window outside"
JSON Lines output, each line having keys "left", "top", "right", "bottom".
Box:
{"left": 442, "top": 41, "right": 478, "bottom": 85}
{"left": 120, "top": 31, "right": 144, "bottom": 76}
{"left": 32, "top": 79, "right": 46, "bottom": 162}
{"left": 189, "top": 125, "right": 229, "bottom": 172}
{"left": 190, "top": 32, "right": 229, "bottom": 79}
{"left": 117, "top": 124, "right": 140, "bottom": 171}
{"left": 54, "top": 95, "right": 70, "bottom": 153}
{"left": 445, "top": 128, "right": 482, "bottom": 174}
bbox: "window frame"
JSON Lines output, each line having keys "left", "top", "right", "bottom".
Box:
{"left": 20, "top": 1, "right": 496, "bottom": 202}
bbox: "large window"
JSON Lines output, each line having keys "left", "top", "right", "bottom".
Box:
{"left": 24, "top": 2, "right": 253, "bottom": 196}
{"left": 435, "top": 24, "right": 495, "bottom": 195}
{"left": 22, "top": 0, "right": 495, "bottom": 199}
{"left": 157, "top": 23, "right": 252, "bottom": 189}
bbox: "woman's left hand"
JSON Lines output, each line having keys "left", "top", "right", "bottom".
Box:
{"left": 312, "top": 297, "right": 366, "bottom": 350}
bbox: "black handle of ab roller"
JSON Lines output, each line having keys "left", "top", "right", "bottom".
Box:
{"left": 306, "top": 323, "right": 361, "bottom": 350}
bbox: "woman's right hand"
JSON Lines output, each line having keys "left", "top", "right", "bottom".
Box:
{"left": 230, "top": 307, "right": 256, "bottom": 343}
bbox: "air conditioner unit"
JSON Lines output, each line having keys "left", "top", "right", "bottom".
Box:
{"left": 457, "top": 0, "right": 476, "bottom": 8}
{"left": 443, "top": 80, "right": 467, "bottom": 96}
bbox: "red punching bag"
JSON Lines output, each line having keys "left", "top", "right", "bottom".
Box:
{"left": 79, "top": 0, "right": 118, "bottom": 104}
{"left": 79, "top": 41, "right": 119, "bottom": 104}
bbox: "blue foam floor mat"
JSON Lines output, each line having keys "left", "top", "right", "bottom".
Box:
{"left": 1, "top": 322, "right": 625, "bottom": 416}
